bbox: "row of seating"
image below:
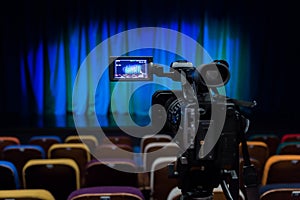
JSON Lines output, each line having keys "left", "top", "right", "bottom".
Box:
{"left": 240, "top": 133, "right": 300, "bottom": 199}
{"left": 0, "top": 186, "right": 146, "bottom": 200}
{"left": 1, "top": 133, "right": 300, "bottom": 200}
{"left": 0, "top": 134, "right": 181, "bottom": 200}
{"left": 248, "top": 133, "right": 300, "bottom": 156}
{"left": 240, "top": 147, "right": 300, "bottom": 184}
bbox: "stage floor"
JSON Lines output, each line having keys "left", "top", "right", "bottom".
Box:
{"left": 0, "top": 113, "right": 299, "bottom": 143}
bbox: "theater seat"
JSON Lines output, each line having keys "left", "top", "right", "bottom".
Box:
{"left": 140, "top": 134, "right": 172, "bottom": 153}
{"left": 84, "top": 158, "right": 139, "bottom": 188}
{"left": 29, "top": 135, "right": 62, "bottom": 153}
{"left": 0, "top": 136, "right": 20, "bottom": 159}
{"left": 2, "top": 144, "right": 46, "bottom": 187}
{"left": 23, "top": 158, "right": 80, "bottom": 200}
{"left": 0, "top": 160, "right": 20, "bottom": 189}
{"left": 48, "top": 143, "right": 91, "bottom": 186}
{"left": 281, "top": 133, "right": 300, "bottom": 143}
{"left": 248, "top": 134, "right": 280, "bottom": 156}
{"left": 65, "top": 135, "right": 99, "bottom": 153}
{"left": 67, "top": 186, "right": 145, "bottom": 200}
{"left": 259, "top": 183, "right": 300, "bottom": 200}
{"left": 150, "top": 156, "right": 178, "bottom": 200}
{"left": 261, "top": 155, "right": 300, "bottom": 185}
{"left": 0, "top": 189, "right": 55, "bottom": 200}
{"left": 276, "top": 141, "right": 300, "bottom": 155}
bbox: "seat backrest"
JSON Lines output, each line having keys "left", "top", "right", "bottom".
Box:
{"left": 281, "top": 133, "right": 300, "bottom": 143}
{"left": 0, "top": 136, "right": 20, "bottom": 159}
{"left": 29, "top": 135, "right": 62, "bottom": 153}
{"left": 140, "top": 134, "right": 172, "bottom": 153}
{"left": 166, "top": 186, "right": 246, "bottom": 200}
{"left": 276, "top": 141, "right": 300, "bottom": 155}
{"left": 143, "top": 142, "right": 180, "bottom": 171}
{"left": 150, "top": 156, "right": 178, "bottom": 200}
{"left": 239, "top": 141, "right": 269, "bottom": 167}
{"left": 48, "top": 143, "right": 91, "bottom": 167}
{"left": 93, "top": 144, "right": 134, "bottom": 160}
{"left": 248, "top": 134, "right": 280, "bottom": 156}
{"left": 84, "top": 158, "right": 138, "bottom": 187}
{"left": 23, "top": 158, "right": 80, "bottom": 200}
{"left": 2, "top": 144, "right": 46, "bottom": 187}
{"left": 101, "top": 135, "right": 133, "bottom": 147}
{"left": 67, "top": 186, "right": 145, "bottom": 200}
{"left": 260, "top": 183, "right": 300, "bottom": 200}
{"left": 48, "top": 143, "right": 91, "bottom": 186}
{"left": 0, "top": 160, "right": 20, "bottom": 189}
{"left": 65, "top": 135, "right": 99, "bottom": 153}
{"left": 0, "top": 189, "right": 55, "bottom": 200}
{"left": 262, "top": 155, "right": 300, "bottom": 185}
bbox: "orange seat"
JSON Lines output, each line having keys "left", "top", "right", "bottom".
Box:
{"left": 239, "top": 141, "right": 269, "bottom": 167}
{"left": 0, "top": 136, "right": 20, "bottom": 159}
{"left": 261, "top": 155, "right": 300, "bottom": 185}
{"left": 248, "top": 134, "right": 280, "bottom": 156}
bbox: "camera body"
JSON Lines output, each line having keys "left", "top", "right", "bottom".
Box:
{"left": 152, "top": 88, "right": 244, "bottom": 198}
{"left": 109, "top": 57, "right": 255, "bottom": 199}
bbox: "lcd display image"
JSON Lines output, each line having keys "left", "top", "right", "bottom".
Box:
{"left": 109, "top": 56, "right": 153, "bottom": 81}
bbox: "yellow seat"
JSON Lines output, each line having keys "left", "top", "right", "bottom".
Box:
{"left": 0, "top": 189, "right": 55, "bottom": 200}
{"left": 64, "top": 135, "right": 98, "bottom": 153}
{"left": 48, "top": 143, "right": 91, "bottom": 187}
{"left": 23, "top": 158, "right": 80, "bottom": 200}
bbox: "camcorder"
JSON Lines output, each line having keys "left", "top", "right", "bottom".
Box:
{"left": 109, "top": 56, "right": 258, "bottom": 200}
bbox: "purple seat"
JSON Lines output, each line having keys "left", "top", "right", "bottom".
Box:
{"left": 67, "top": 186, "right": 145, "bottom": 200}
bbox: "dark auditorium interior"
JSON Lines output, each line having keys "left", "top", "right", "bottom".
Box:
{"left": 1, "top": 0, "right": 300, "bottom": 200}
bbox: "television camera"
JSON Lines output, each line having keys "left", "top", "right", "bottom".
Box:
{"left": 109, "top": 56, "right": 259, "bottom": 200}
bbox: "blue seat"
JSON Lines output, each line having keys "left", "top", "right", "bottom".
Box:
{"left": 276, "top": 141, "right": 300, "bottom": 155}
{"left": 2, "top": 145, "right": 46, "bottom": 187}
{"left": 0, "top": 161, "right": 20, "bottom": 189}
{"left": 260, "top": 183, "right": 300, "bottom": 200}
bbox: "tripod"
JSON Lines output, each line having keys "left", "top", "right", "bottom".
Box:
{"left": 168, "top": 118, "right": 260, "bottom": 200}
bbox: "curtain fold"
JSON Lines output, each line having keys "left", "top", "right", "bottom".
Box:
{"left": 3, "top": 1, "right": 250, "bottom": 119}
{"left": 18, "top": 19, "right": 249, "bottom": 117}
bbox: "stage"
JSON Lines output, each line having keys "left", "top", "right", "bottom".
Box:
{"left": 0, "top": 112, "right": 298, "bottom": 144}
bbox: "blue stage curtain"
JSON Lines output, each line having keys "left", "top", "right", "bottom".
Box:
{"left": 3, "top": 1, "right": 251, "bottom": 122}
{"left": 18, "top": 19, "right": 250, "bottom": 118}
